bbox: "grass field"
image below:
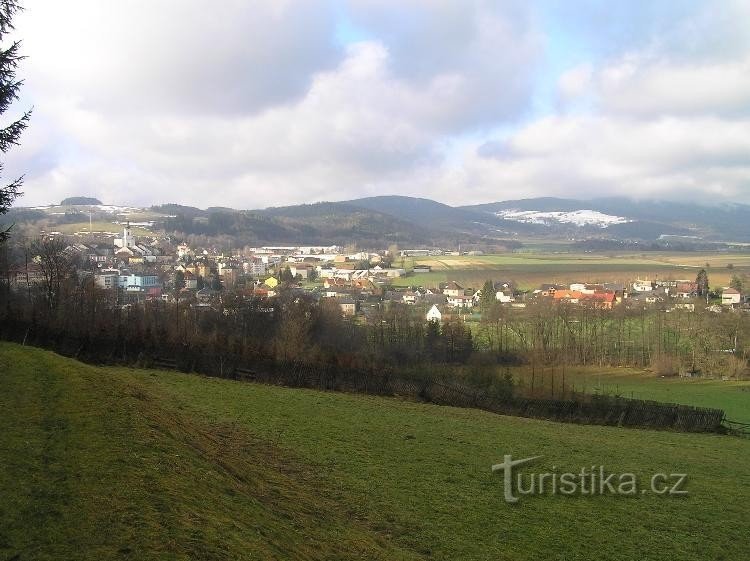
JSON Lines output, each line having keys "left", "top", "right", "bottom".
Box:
{"left": 507, "top": 365, "right": 750, "bottom": 424}
{"left": 389, "top": 252, "right": 750, "bottom": 289}
{"left": 2, "top": 342, "right": 749, "bottom": 560}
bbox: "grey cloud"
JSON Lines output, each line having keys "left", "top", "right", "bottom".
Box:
{"left": 18, "top": 1, "right": 342, "bottom": 117}
{"left": 346, "top": 0, "right": 542, "bottom": 130}
{"left": 9, "top": 0, "right": 750, "bottom": 210}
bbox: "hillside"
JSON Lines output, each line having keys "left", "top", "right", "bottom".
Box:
{"left": 463, "top": 197, "right": 750, "bottom": 242}
{"left": 6, "top": 195, "right": 750, "bottom": 246}
{"left": 1, "top": 342, "right": 749, "bottom": 560}
{"left": 60, "top": 197, "right": 103, "bottom": 206}
{"left": 340, "top": 195, "right": 532, "bottom": 238}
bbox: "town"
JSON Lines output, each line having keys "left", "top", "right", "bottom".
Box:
{"left": 5, "top": 223, "right": 747, "bottom": 322}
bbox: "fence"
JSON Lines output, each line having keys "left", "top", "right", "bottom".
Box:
{"left": 0, "top": 319, "right": 727, "bottom": 433}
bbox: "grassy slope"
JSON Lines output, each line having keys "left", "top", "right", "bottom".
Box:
{"left": 0, "top": 343, "right": 419, "bottom": 561}
{"left": 2, "top": 342, "right": 749, "bottom": 560}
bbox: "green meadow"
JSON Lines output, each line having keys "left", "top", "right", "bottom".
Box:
{"left": 1, "top": 342, "right": 749, "bottom": 560}
{"left": 507, "top": 365, "right": 750, "bottom": 424}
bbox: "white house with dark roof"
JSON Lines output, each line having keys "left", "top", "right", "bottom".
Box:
{"left": 426, "top": 304, "right": 442, "bottom": 322}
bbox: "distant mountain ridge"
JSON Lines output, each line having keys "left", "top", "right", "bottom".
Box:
{"left": 9, "top": 195, "right": 750, "bottom": 245}
{"left": 461, "top": 197, "right": 750, "bottom": 241}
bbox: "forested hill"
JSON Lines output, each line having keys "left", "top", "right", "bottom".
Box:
{"left": 8, "top": 195, "right": 750, "bottom": 247}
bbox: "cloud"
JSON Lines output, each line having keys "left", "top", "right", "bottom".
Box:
{"left": 595, "top": 56, "right": 750, "bottom": 117}
{"left": 469, "top": 114, "right": 750, "bottom": 203}
{"left": 557, "top": 63, "right": 592, "bottom": 102}
{"left": 345, "top": 0, "right": 541, "bottom": 129}
{"left": 5, "top": 0, "right": 750, "bottom": 210}
{"left": 11, "top": 0, "right": 542, "bottom": 208}
{"left": 17, "top": 0, "right": 342, "bottom": 116}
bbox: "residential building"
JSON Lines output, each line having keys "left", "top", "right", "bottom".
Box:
{"left": 447, "top": 295, "right": 474, "bottom": 308}
{"left": 426, "top": 304, "right": 442, "bottom": 322}
{"left": 722, "top": 288, "right": 741, "bottom": 307}
{"left": 443, "top": 281, "right": 464, "bottom": 297}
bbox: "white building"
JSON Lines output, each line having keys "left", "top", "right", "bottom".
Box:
{"left": 95, "top": 270, "right": 120, "bottom": 290}
{"left": 243, "top": 259, "right": 267, "bottom": 276}
{"left": 426, "top": 304, "right": 442, "bottom": 322}
{"left": 113, "top": 223, "right": 133, "bottom": 249}
{"left": 722, "top": 288, "right": 741, "bottom": 306}
{"left": 447, "top": 295, "right": 474, "bottom": 308}
{"left": 496, "top": 290, "right": 514, "bottom": 303}
{"left": 632, "top": 279, "right": 654, "bottom": 292}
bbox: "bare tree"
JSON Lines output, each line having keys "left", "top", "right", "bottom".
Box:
{"left": 32, "top": 237, "right": 72, "bottom": 311}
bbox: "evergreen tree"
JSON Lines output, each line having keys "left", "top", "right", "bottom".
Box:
{"left": 0, "top": 1, "right": 31, "bottom": 242}
{"left": 479, "top": 279, "right": 495, "bottom": 312}
{"left": 278, "top": 266, "right": 294, "bottom": 283}
{"left": 696, "top": 268, "right": 709, "bottom": 298}
{"left": 425, "top": 318, "right": 443, "bottom": 362}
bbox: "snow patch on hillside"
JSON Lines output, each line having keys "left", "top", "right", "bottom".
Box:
{"left": 496, "top": 209, "right": 630, "bottom": 228}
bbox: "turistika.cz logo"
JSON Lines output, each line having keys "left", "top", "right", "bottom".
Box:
{"left": 492, "top": 455, "right": 687, "bottom": 504}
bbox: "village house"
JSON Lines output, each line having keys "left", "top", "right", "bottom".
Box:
{"left": 535, "top": 283, "right": 565, "bottom": 297}
{"left": 289, "top": 264, "right": 312, "bottom": 279}
{"left": 496, "top": 290, "right": 514, "bottom": 303}
{"left": 426, "top": 304, "right": 442, "bottom": 322}
{"left": 722, "top": 287, "right": 742, "bottom": 307}
{"left": 585, "top": 291, "right": 616, "bottom": 309}
{"left": 401, "top": 290, "right": 420, "bottom": 305}
{"left": 220, "top": 266, "right": 239, "bottom": 287}
{"left": 674, "top": 282, "right": 698, "bottom": 299}
{"left": 632, "top": 279, "right": 655, "bottom": 292}
{"left": 243, "top": 257, "right": 267, "bottom": 276}
{"left": 442, "top": 281, "right": 464, "bottom": 298}
{"left": 553, "top": 290, "right": 582, "bottom": 304}
{"left": 337, "top": 296, "right": 357, "bottom": 316}
{"left": 447, "top": 294, "right": 474, "bottom": 309}
{"left": 182, "top": 270, "right": 198, "bottom": 290}
{"left": 94, "top": 270, "right": 120, "bottom": 290}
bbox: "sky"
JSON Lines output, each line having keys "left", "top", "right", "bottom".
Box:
{"left": 5, "top": 0, "right": 750, "bottom": 209}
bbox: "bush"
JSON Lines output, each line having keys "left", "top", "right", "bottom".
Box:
{"left": 650, "top": 354, "right": 681, "bottom": 377}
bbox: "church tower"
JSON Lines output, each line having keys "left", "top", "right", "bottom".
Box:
{"left": 123, "top": 222, "right": 132, "bottom": 248}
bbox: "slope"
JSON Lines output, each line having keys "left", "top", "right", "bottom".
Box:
{"left": 0, "top": 343, "right": 421, "bottom": 561}
{"left": 463, "top": 197, "right": 750, "bottom": 241}
{"left": 2, "top": 342, "right": 749, "bottom": 560}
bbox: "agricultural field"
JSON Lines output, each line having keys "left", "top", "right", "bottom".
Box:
{"left": 390, "top": 251, "right": 750, "bottom": 289}
{"left": 2, "top": 342, "right": 749, "bottom": 560}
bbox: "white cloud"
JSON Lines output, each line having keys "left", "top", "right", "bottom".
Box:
{"left": 557, "top": 64, "right": 592, "bottom": 101}
{"left": 4, "top": 0, "right": 750, "bottom": 211}
{"left": 16, "top": 0, "right": 341, "bottom": 116}
{"left": 10, "top": 0, "right": 541, "bottom": 208}
{"left": 596, "top": 56, "right": 750, "bottom": 117}
{"left": 468, "top": 114, "right": 750, "bottom": 203}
